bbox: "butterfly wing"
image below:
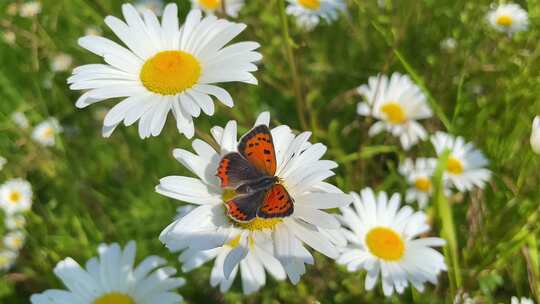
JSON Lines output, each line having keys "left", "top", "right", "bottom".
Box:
{"left": 238, "top": 125, "right": 277, "bottom": 176}
{"left": 257, "top": 184, "right": 294, "bottom": 219}
{"left": 216, "top": 152, "right": 263, "bottom": 189}
{"left": 225, "top": 191, "right": 266, "bottom": 223}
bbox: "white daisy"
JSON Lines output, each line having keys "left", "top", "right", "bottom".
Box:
{"left": 511, "top": 297, "right": 534, "bottom": 304}
{"left": 11, "top": 111, "right": 30, "bottom": 129}
{"left": 0, "top": 250, "right": 17, "bottom": 272}
{"left": 357, "top": 72, "right": 433, "bottom": 150}
{"left": 531, "top": 116, "right": 540, "bottom": 154}
{"left": 286, "top": 0, "right": 346, "bottom": 31}
{"left": 191, "top": 0, "right": 245, "bottom": 18}
{"left": 338, "top": 188, "right": 447, "bottom": 296}
{"left": 487, "top": 3, "right": 528, "bottom": 35}
{"left": 0, "top": 178, "right": 33, "bottom": 214}
{"left": 3, "top": 231, "right": 25, "bottom": 251}
{"left": 157, "top": 111, "right": 351, "bottom": 286}
{"left": 2, "top": 31, "right": 16, "bottom": 45}
{"left": 30, "top": 241, "right": 185, "bottom": 304}
{"left": 68, "top": 3, "right": 261, "bottom": 139}
{"left": 440, "top": 37, "right": 457, "bottom": 52}
{"left": 134, "top": 0, "right": 164, "bottom": 16}
{"left": 51, "top": 53, "right": 73, "bottom": 72}
{"left": 431, "top": 132, "right": 491, "bottom": 192}
{"left": 19, "top": 1, "right": 41, "bottom": 17}
{"left": 32, "top": 117, "right": 62, "bottom": 147}
{"left": 179, "top": 226, "right": 286, "bottom": 295}
{"left": 398, "top": 158, "right": 438, "bottom": 209}
{"left": 0, "top": 156, "right": 6, "bottom": 171}
{"left": 5, "top": 214, "right": 26, "bottom": 230}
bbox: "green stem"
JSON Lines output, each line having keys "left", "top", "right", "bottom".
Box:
{"left": 432, "top": 150, "right": 462, "bottom": 294}
{"left": 277, "top": 0, "right": 308, "bottom": 130}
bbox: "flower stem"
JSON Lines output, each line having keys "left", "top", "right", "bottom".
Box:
{"left": 432, "top": 150, "right": 462, "bottom": 294}
{"left": 277, "top": 0, "right": 308, "bottom": 130}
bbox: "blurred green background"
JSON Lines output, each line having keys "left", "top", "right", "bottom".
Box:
{"left": 1, "top": 0, "right": 540, "bottom": 303}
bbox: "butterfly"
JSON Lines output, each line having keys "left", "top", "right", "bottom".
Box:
{"left": 216, "top": 124, "right": 294, "bottom": 223}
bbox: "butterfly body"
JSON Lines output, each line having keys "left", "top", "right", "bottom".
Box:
{"left": 216, "top": 125, "right": 294, "bottom": 223}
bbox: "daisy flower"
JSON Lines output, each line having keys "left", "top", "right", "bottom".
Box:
{"left": 191, "top": 0, "right": 245, "bottom": 18}
{"left": 68, "top": 3, "right": 261, "bottom": 139}
{"left": 531, "top": 116, "right": 540, "bottom": 154}
{"left": 338, "top": 188, "right": 447, "bottom": 296}
{"left": 32, "top": 117, "right": 63, "bottom": 147}
{"left": 157, "top": 112, "right": 351, "bottom": 286}
{"left": 30, "top": 241, "right": 185, "bottom": 304}
{"left": 286, "top": 0, "right": 346, "bottom": 31}
{"left": 487, "top": 3, "right": 528, "bottom": 35}
{"left": 431, "top": 132, "right": 491, "bottom": 192}
{"left": 11, "top": 111, "right": 29, "bottom": 129}
{"left": 51, "top": 53, "right": 73, "bottom": 72}
{"left": 3, "top": 231, "right": 25, "bottom": 251}
{"left": 134, "top": 0, "right": 164, "bottom": 16}
{"left": 357, "top": 72, "right": 433, "bottom": 150}
{"left": 0, "top": 178, "right": 33, "bottom": 214}
{"left": 398, "top": 158, "right": 438, "bottom": 209}
{"left": 511, "top": 297, "right": 534, "bottom": 304}
{"left": 19, "top": 1, "right": 41, "bottom": 17}
{"left": 2, "top": 31, "right": 16, "bottom": 45}
{"left": 0, "top": 156, "right": 6, "bottom": 171}
{"left": 0, "top": 250, "right": 17, "bottom": 272}
{"left": 5, "top": 214, "right": 26, "bottom": 230}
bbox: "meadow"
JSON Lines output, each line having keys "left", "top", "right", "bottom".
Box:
{"left": 0, "top": 0, "right": 539, "bottom": 303}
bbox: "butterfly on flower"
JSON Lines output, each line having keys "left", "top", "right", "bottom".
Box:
{"left": 216, "top": 125, "right": 294, "bottom": 222}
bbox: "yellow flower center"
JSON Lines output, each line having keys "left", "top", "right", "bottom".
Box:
{"left": 198, "top": 0, "right": 221, "bottom": 10}
{"left": 237, "top": 217, "right": 282, "bottom": 231}
{"left": 94, "top": 293, "right": 135, "bottom": 304}
{"left": 380, "top": 102, "right": 406, "bottom": 124}
{"left": 11, "top": 238, "right": 23, "bottom": 248}
{"left": 298, "top": 0, "right": 321, "bottom": 10}
{"left": 43, "top": 127, "right": 54, "bottom": 138}
{"left": 8, "top": 191, "right": 21, "bottom": 204}
{"left": 447, "top": 156, "right": 464, "bottom": 175}
{"left": 140, "top": 50, "right": 201, "bottom": 96}
{"left": 414, "top": 176, "right": 432, "bottom": 192}
{"left": 365, "top": 227, "right": 405, "bottom": 261}
{"left": 496, "top": 15, "right": 513, "bottom": 26}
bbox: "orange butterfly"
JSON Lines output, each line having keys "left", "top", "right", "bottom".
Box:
{"left": 216, "top": 125, "right": 294, "bottom": 223}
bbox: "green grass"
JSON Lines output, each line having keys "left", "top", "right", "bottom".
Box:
{"left": 1, "top": 0, "right": 540, "bottom": 303}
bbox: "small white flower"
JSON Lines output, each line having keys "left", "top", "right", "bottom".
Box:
{"left": 32, "top": 117, "right": 62, "bottom": 147}
{"left": 3, "top": 231, "right": 25, "bottom": 251}
{"left": 191, "top": 0, "right": 245, "bottom": 18}
{"left": 84, "top": 26, "right": 102, "bottom": 36}
{"left": 511, "top": 297, "right": 535, "bottom": 304}
{"left": 68, "top": 3, "right": 261, "bottom": 139}
{"left": 431, "top": 132, "right": 491, "bottom": 192}
{"left": 19, "top": 1, "right": 42, "bottom": 17}
{"left": 11, "top": 112, "right": 30, "bottom": 129}
{"left": 338, "top": 188, "right": 447, "bottom": 296}
{"left": 0, "top": 250, "right": 17, "bottom": 272}
{"left": 286, "top": 0, "right": 346, "bottom": 31}
{"left": 134, "top": 0, "right": 164, "bottom": 16}
{"left": 0, "top": 156, "right": 6, "bottom": 171}
{"left": 2, "top": 31, "right": 16, "bottom": 45}
{"left": 30, "top": 241, "right": 185, "bottom": 304}
{"left": 0, "top": 178, "right": 33, "bottom": 214}
{"left": 440, "top": 37, "right": 457, "bottom": 52}
{"left": 487, "top": 3, "right": 528, "bottom": 35}
{"left": 398, "top": 158, "right": 439, "bottom": 209}
{"left": 5, "top": 214, "right": 26, "bottom": 230}
{"left": 157, "top": 112, "right": 351, "bottom": 287}
{"left": 51, "top": 53, "right": 73, "bottom": 72}
{"left": 357, "top": 72, "right": 433, "bottom": 150}
{"left": 531, "top": 116, "right": 540, "bottom": 154}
